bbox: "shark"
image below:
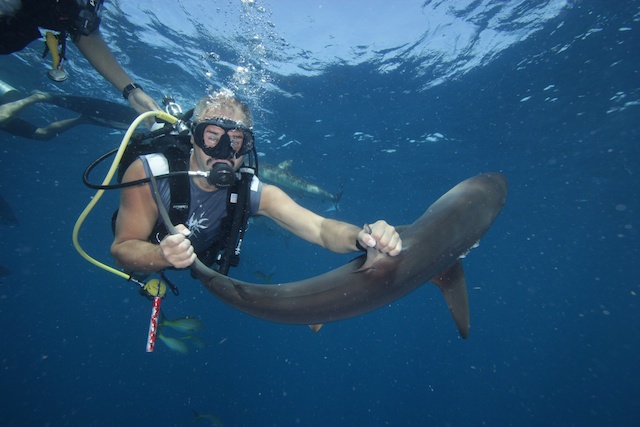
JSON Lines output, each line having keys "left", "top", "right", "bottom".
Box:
{"left": 259, "top": 160, "right": 342, "bottom": 207}
{"left": 149, "top": 173, "right": 507, "bottom": 338}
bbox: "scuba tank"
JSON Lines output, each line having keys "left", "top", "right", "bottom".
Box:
{"left": 0, "top": 80, "right": 23, "bottom": 104}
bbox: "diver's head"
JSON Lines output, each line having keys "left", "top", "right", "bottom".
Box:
{"left": 192, "top": 89, "right": 253, "bottom": 132}
{"left": 73, "top": 0, "right": 103, "bottom": 36}
{"left": 190, "top": 90, "right": 254, "bottom": 188}
{"left": 191, "top": 117, "right": 254, "bottom": 160}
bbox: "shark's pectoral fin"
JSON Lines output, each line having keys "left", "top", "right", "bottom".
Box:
{"left": 431, "top": 261, "right": 470, "bottom": 339}
{"left": 352, "top": 246, "right": 385, "bottom": 273}
{"left": 309, "top": 324, "right": 323, "bottom": 333}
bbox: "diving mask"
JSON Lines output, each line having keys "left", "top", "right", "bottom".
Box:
{"left": 192, "top": 117, "right": 254, "bottom": 160}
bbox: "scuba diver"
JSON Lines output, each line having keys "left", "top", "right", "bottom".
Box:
{"left": 0, "top": 78, "right": 137, "bottom": 140}
{"left": 109, "top": 90, "right": 403, "bottom": 279}
{"left": 0, "top": 0, "right": 159, "bottom": 115}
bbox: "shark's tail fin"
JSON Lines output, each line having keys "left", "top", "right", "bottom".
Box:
{"left": 431, "top": 261, "right": 470, "bottom": 339}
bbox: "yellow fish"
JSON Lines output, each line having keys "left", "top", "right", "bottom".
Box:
{"left": 157, "top": 311, "right": 205, "bottom": 354}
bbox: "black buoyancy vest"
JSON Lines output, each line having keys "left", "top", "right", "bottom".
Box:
{"left": 112, "top": 133, "right": 255, "bottom": 274}
{"left": 143, "top": 139, "right": 254, "bottom": 273}
{"left": 0, "top": 0, "right": 80, "bottom": 54}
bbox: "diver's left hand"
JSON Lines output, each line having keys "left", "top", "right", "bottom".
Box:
{"left": 357, "top": 220, "right": 402, "bottom": 256}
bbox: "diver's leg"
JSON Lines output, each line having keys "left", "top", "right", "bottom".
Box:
{"left": 0, "top": 92, "right": 53, "bottom": 124}
{"left": 0, "top": 118, "right": 39, "bottom": 140}
{"left": 2, "top": 115, "right": 88, "bottom": 141}
{"left": 32, "top": 115, "right": 89, "bottom": 141}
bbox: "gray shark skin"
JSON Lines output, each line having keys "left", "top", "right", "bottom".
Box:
{"left": 191, "top": 173, "right": 507, "bottom": 338}
{"left": 260, "top": 160, "right": 342, "bottom": 206}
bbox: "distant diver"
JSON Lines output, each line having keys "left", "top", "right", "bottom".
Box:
{"left": 0, "top": 79, "right": 137, "bottom": 141}
{"left": 0, "top": 0, "right": 160, "bottom": 114}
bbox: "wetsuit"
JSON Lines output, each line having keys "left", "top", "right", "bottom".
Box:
{"left": 0, "top": 0, "right": 86, "bottom": 54}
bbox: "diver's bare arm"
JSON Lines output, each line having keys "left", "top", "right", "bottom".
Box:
{"left": 258, "top": 184, "right": 361, "bottom": 253}
{"left": 74, "top": 31, "right": 135, "bottom": 93}
{"left": 112, "top": 226, "right": 196, "bottom": 273}
{"left": 111, "top": 238, "right": 172, "bottom": 274}
{"left": 258, "top": 184, "right": 402, "bottom": 255}
{"left": 74, "top": 31, "right": 159, "bottom": 114}
{"left": 110, "top": 160, "right": 173, "bottom": 273}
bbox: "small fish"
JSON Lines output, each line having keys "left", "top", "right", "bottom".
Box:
{"left": 157, "top": 311, "right": 205, "bottom": 353}
{"left": 0, "top": 194, "right": 19, "bottom": 227}
{"left": 193, "top": 411, "right": 224, "bottom": 426}
{"left": 254, "top": 269, "right": 276, "bottom": 283}
{"left": 157, "top": 332, "right": 189, "bottom": 354}
{"left": 0, "top": 264, "right": 11, "bottom": 276}
{"left": 160, "top": 310, "right": 203, "bottom": 334}
{"left": 181, "top": 335, "right": 207, "bottom": 349}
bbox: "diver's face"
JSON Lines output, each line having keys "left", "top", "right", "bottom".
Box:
{"left": 191, "top": 108, "right": 250, "bottom": 178}
{"left": 201, "top": 125, "right": 246, "bottom": 154}
{"left": 192, "top": 136, "right": 245, "bottom": 172}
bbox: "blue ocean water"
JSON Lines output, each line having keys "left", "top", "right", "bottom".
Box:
{"left": 0, "top": 0, "right": 638, "bottom": 426}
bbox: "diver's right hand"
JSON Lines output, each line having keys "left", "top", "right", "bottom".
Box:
{"left": 159, "top": 224, "right": 196, "bottom": 268}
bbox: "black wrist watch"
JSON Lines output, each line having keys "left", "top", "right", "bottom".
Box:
{"left": 122, "top": 82, "right": 142, "bottom": 100}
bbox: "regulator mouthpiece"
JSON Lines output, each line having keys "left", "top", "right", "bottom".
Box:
{"left": 207, "top": 163, "right": 236, "bottom": 188}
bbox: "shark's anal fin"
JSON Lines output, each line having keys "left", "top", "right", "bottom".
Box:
{"left": 309, "top": 324, "right": 323, "bottom": 333}
{"left": 431, "top": 261, "right": 470, "bottom": 339}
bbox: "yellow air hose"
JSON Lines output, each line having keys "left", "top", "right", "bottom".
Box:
{"left": 72, "top": 110, "right": 179, "bottom": 283}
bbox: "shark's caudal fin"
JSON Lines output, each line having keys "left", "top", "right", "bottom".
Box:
{"left": 431, "top": 261, "right": 470, "bottom": 339}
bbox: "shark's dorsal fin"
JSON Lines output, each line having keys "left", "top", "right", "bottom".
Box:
{"left": 278, "top": 159, "right": 293, "bottom": 170}
{"left": 430, "top": 261, "right": 470, "bottom": 339}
